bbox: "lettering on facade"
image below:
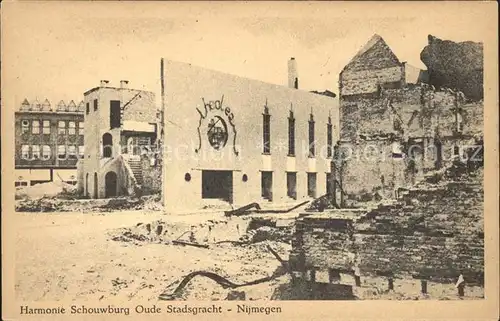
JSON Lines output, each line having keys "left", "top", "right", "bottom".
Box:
{"left": 195, "top": 95, "right": 239, "bottom": 156}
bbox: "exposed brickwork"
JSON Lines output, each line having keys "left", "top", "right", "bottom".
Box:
{"left": 291, "top": 168, "right": 484, "bottom": 284}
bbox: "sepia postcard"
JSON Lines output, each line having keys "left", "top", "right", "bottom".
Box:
{"left": 1, "top": 1, "right": 499, "bottom": 320}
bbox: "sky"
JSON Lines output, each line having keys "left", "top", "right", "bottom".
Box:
{"left": 2, "top": 1, "right": 494, "bottom": 108}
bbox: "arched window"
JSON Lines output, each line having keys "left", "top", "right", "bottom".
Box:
{"left": 102, "top": 133, "right": 113, "bottom": 158}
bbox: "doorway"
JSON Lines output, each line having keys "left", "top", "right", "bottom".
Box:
{"left": 105, "top": 171, "right": 118, "bottom": 198}
{"left": 202, "top": 170, "right": 233, "bottom": 203}
{"left": 307, "top": 173, "right": 317, "bottom": 198}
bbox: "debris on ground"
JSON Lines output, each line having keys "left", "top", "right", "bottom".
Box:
{"left": 15, "top": 193, "right": 163, "bottom": 213}
{"left": 15, "top": 181, "right": 78, "bottom": 200}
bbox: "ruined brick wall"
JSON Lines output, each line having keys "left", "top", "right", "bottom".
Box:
{"left": 141, "top": 153, "right": 162, "bottom": 195}
{"left": 292, "top": 169, "right": 484, "bottom": 283}
{"left": 338, "top": 85, "right": 483, "bottom": 196}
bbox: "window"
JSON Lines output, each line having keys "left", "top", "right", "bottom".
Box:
{"left": 262, "top": 105, "right": 271, "bottom": 154}
{"left": 327, "top": 117, "right": 333, "bottom": 158}
{"left": 78, "top": 122, "right": 84, "bottom": 135}
{"left": 58, "top": 121, "right": 66, "bottom": 135}
{"left": 32, "top": 145, "right": 40, "bottom": 160}
{"left": 43, "top": 120, "right": 50, "bottom": 134}
{"left": 42, "top": 145, "right": 51, "bottom": 160}
{"left": 21, "top": 120, "right": 29, "bottom": 133}
{"left": 21, "top": 145, "right": 30, "bottom": 160}
{"left": 286, "top": 172, "right": 297, "bottom": 200}
{"left": 110, "top": 100, "right": 121, "bottom": 129}
{"left": 78, "top": 146, "right": 85, "bottom": 158}
{"left": 93, "top": 99, "right": 98, "bottom": 111}
{"left": 309, "top": 114, "right": 315, "bottom": 157}
{"left": 68, "top": 121, "right": 76, "bottom": 135}
{"left": 15, "top": 181, "right": 28, "bottom": 187}
{"left": 57, "top": 145, "right": 67, "bottom": 159}
{"left": 261, "top": 171, "right": 273, "bottom": 201}
{"left": 307, "top": 173, "right": 317, "bottom": 198}
{"left": 32, "top": 120, "right": 40, "bottom": 134}
{"left": 68, "top": 145, "right": 77, "bottom": 159}
{"left": 288, "top": 111, "right": 295, "bottom": 156}
{"left": 86, "top": 102, "right": 90, "bottom": 114}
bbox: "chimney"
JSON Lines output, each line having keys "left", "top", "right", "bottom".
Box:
{"left": 120, "top": 80, "right": 129, "bottom": 89}
{"left": 288, "top": 57, "right": 298, "bottom": 89}
{"left": 100, "top": 80, "right": 110, "bottom": 87}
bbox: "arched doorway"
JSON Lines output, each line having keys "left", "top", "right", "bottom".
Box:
{"left": 102, "top": 133, "right": 113, "bottom": 158}
{"left": 105, "top": 171, "right": 118, "bottom": 198}
{"left": 85, "top": 173, "right": 89, "bottom": 197}
{"left": 93, "top": 172, "right": 98, "bottom": 198}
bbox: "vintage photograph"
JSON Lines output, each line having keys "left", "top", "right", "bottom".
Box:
{"left": 3, "top": 1, "right": 495, "bottom": 309}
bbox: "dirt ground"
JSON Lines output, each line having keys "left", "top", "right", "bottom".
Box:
{"left": 15, "top": 210, "right": 484, "bottom": 301}
{"left": 14, "top": 210, "right": 293, "bottom": 302}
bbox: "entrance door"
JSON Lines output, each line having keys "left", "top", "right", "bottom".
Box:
{"left": 105, "top": 171, "right": 118, "bottom": 198}
{"left": 93, "top": 172, "right": 98, "bottom": 198}
{"left": 201, "top": 170, "right": 233, "bottom": 203}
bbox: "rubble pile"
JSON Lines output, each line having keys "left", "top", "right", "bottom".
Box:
{"left": 240, "top": 218, "right": 294, "bottom": 245}
{"left": 109, "top": 220, "right": 174, "bottom": 245}
{"left": 16, "top": 193, "right": 164, "bottom": 213}
{"left": 15, "top": 181, "right": 78, "bottom": 200}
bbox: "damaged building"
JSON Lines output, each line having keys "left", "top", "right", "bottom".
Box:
{"left": 287, "top": 34, "right": 484, "bottom": 298}
{"left": 79, "top": 80, "right": 162, "bottom": 199}
{"left": 335, "top": 34, "right": 483, "bottom": 203}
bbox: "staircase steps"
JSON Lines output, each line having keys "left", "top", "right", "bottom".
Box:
{"left": 127, "top": 159, "right": 143, "bottom": 185}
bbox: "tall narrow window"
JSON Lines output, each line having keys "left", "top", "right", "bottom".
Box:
{"left": 307, "top": 172, "right": 317, "bottom": 198}
{"left": 78, "top": 122, "right": 84, "bottom": 136}
{"left": 68, "top": 145, "right": 77, "bottom": 159}
{"left": 93, "top": 99, "right": 98, "bottom": 111}
{"left": 286, "top": 172, "right": 297, "bottom": 200}
{"left": 43, "top": 120, "right": 50, "bottom": 134}
{"left": 261, "top": 171, "right": 273, "bottom": 201}
{"left": 21, "top": 145, "right": 30, "bottom": 160}
{"left": 110, "top": 100, "right": 121, "bottom": 129}
{"left": 21, "top": 120, "right": 29, "bottom": 133}
{"left": 288, "top": 110, "right": 295, "bottom": 156}
{"left": 57, "top": 145, "right": 67, "bottom": 159}
{"left": 78, "top": 146, "right": 85, "bottom": 158}
{"left": 309, "top": 113, "right": 315, "bottom": 157}
{"left": 42, "top": 145, "right": 51, "bottom": 160}
{"left": 457, "top": 112, "right": 464, "bottom": 133}
{"left": 32, "top": 120, "right": 40, "bottom": 134}
{"left": 327, "top": 117, "right": 333, "bottom": 158}
{"left": 32, "top": 145, "right": 40, "bottom": 160}
{"left": 262, "top": 105, "right": 271, "bottom": 154}
{"left": 68, "top": 121, "right": 76, "bottom": 135}
{"left": 58, "top": 121, "right": 66, "bottom": 135}
{"left": 86, "top": 102, "right": 90, "bottom": 114}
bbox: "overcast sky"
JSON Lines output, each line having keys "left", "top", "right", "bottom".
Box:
{"left": 2, "top": 2, "right": 492, "bottom": 107}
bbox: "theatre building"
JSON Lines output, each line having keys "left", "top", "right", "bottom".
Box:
{"left": 161, "top": 58, "right": 339, "bottom": 212}
{"left": 14, "top": 98, "right": 85, "bottom": 186}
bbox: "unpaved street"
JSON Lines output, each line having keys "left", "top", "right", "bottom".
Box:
{"left": 15, "top": 211, "right": 291, "bottom": 302}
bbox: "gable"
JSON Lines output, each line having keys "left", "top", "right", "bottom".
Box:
{"left": 343, "top": 35, "right": 401, "bottom": 72}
